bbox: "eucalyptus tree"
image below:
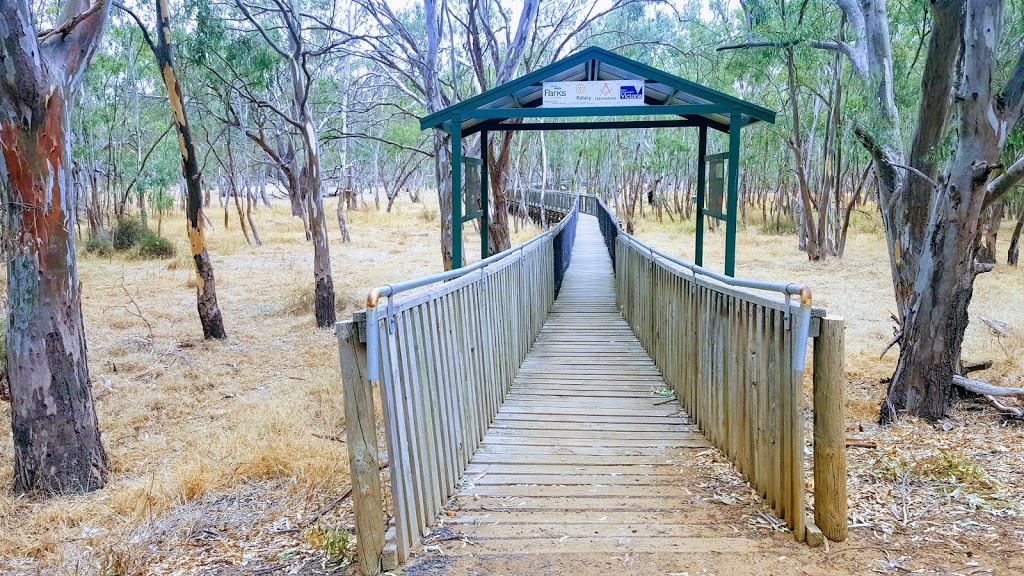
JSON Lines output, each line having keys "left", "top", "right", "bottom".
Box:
{"left": 1, "top": 0, "right": 112, "bottom": 493}
{"left": 721, "top": 0, "right": 1024, "bottom": 421}
{"left": 216, "top": 0, "right": 356, "bottom": 327}
{"left": 117, "top": 0, "right": 228, "bottom": 339}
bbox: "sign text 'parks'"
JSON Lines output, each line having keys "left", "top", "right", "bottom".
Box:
{"left": 541, "top": 80, "right": 645, "bottom": 108}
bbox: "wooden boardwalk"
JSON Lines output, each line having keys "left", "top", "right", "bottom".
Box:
{"left": 407, "top": 216, "right": 797, "bottom": 574}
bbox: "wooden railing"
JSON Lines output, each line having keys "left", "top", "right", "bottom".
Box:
{"left": 523, "top": 189, "right": 601, "bottom": 216}
{"left": 337, "top": 198, "right": 579, "bottom": 574}
{"left": 597, "top": 200, "right": 847, "bottom": 546}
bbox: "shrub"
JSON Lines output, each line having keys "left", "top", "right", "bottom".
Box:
{"left": 84, "top": 236, "right": 114, "bottom": 256}
{"left": 760, "top": 218, "right": 799, "bottom": 235}
{"left": 138, "top": 231, "right": 176, "bottom": 259}
{"left": 113, "top": 217, "right": 145, "bottom": 250}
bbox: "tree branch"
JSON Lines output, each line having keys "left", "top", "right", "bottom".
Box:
{"left": 890, "top": 162, "right": 939, "bottom": 188}
{"left": 38, "top": 0, "right": 105, "bottom": 42}
{"left": 983, "top": 154, "right": 1024, "bottom": 209}
{"left": 233, "top": 0, "right": 291, "bottom": 59}
{"left": 112, "top": 1, "right": 156, "bottom": 53}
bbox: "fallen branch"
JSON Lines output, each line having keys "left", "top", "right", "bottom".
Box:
{"left": 304, "top": 488, "right": 353, "bottom": 528}
{"left": 303, "top": 462, "right": 389, "bottom": 528}
{"left": 984, "top": 395, "right": 1023, "bottom": 417}
{"left": 845, "top": 439, "right": 877, "bottom": 449}
{"left": 879, "top": 331, "right": 902, "bottom": 359}
{"left": 963, "top": 360, "right": 994, "bottom": 374}
{"left": 980, "top": 316, "right": 1011, "bottom": 337}
{"left": 953, "top": 375, "right": 1024, "bottom": 397}
{"left": 312, "top": 432, "right": 346, "bottom": 443}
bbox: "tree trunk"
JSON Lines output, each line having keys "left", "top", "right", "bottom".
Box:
{"left": 786, "top": 47, "right": 823, "bottom": 261}
{"left": 1008, "top": 209, "right": 1024, "bottom": 266}
{"left": 148, "top": 0, "right": 227, "bottom": 339}
{"left": 879, "top": 0, "right": 1021, "bottom": 423}
{"left": 1, "top": 0, "right": 113, "bottom": 494}
{"left": 485, "top": 131, "right": 515, "bottom": 255}
{"left": 977, "top": 199, "right": 1003, "bottom": 264}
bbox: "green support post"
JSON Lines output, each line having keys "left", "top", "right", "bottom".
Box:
{"left": 452, "top": 119, "right": 463, "bottom": 269}
{"left": 695, "top": 125, "right": 707, "bottom": 267}
{"left": 480, "top": 130, "right": 489, "bottom": 259}
{"left": 725, "top": 110, "right": 741, "bottom": 277}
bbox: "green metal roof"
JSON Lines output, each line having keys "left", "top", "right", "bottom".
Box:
{"left": 420, "top": 46, "right": 776, "bottom": 135}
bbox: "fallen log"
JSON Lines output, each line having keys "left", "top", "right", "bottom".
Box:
{"left": 963, "top": 360, "right": 994, "bottom": 374}
{"left": 953, "top": 375, "right": 1024, "bottom": 397}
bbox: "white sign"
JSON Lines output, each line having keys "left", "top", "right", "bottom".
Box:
{"left": 541, "top": 80, "right": 645, "bottom": 108}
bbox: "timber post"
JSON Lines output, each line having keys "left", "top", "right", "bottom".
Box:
{"left": 337, "top": 319, "right": 386, "bottom": 575}
{"left": 812, "top": 315, "right": 848, "bottom": 542}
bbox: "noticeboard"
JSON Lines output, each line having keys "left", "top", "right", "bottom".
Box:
{"left": 463, "top": 156, "right": 482, "bottom": 216}
{"left": 705, "top": 154, "right": 727, "bottom": 221}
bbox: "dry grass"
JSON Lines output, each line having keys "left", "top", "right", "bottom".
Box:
{"left": 0, "top": 194, "right": 537, "bottom": 575}
{"left": 1, "top": 195, "right": 1021, "bottom": 574}
{"left": 634, "top": 207, "right": 1024, "bottom": 573}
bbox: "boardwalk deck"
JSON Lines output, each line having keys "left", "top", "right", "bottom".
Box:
{"left": 395, "top": 216, "right": 806, "bottom": 574}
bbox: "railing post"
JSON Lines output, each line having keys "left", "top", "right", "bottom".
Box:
{"left": 337, "top": 320, "right": 386, "bottom": 575}
{"left": 812, "top": 315, "right": 848, "bottom": 542}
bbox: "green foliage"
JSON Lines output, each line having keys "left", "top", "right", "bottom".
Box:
{"left": 138, "top": 231, "right": 177, "bottom": 259}
{"left": 113, "top": 217, "right": 146, "bottom": 250}
{"left": 96, "top": 218, "right": 174, "bottom": 259}
{"left": 760, "top": 218, "right": 799, "bottom": 235}
{"left": 84, "top": 236, "right": 114, "bottom": 256}
{"left": 304, "top": 525, "right": 356, "bottom": 565}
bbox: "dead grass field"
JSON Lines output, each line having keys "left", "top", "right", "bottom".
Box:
{"left": 0, "top": 197, "right": 1022, "bottom": 575}
{"left": 634, "top": 210, "right": 1024, "bottom": 575}
{"left": 0, "top": 195, "right": 539, "bottom": 575}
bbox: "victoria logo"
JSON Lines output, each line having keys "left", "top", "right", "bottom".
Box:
{"left": 544, "top": 84, "right": 567, "bottom": 98}
{"left": 620, "top": 84, "right": 643, "bottom": 99}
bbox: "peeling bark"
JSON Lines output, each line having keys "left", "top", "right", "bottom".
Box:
{"left": 150, "top": 0, "right": 227, "bottom": 339}
{"left": 880, "top": 0, "right": 1023, "bottom": 422}
{"left": 1, "top": 0, "right": 112, "bottom": 493}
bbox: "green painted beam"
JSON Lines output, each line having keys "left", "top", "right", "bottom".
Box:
{"left": 462, "top": 210, "right": 483, "bottom": 223}
{"left": 452, "top": 119, "right": 463, "bottom": 269}
{"left": 695, "top": 125, "right": 707, "bottom": 267}
{"left": 463, "top": 104, "right": 730, "bottom": 120}
{"left": 462, "top": 117, "right": 726, "bottom": 136}
{"left": 480, "top": 130, "right": 489, "bottom": 259}
{"left": 725, "top": 111, "right": 741, "bottom": 277}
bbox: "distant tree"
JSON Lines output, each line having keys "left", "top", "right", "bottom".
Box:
{"left": 0, "top": 0, "right": 112, "bottom": 493}
{"left": 229, "top": 0, "right": 343, "bottom": 327}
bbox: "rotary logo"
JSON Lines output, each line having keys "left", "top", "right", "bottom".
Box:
{"left": 575, "top": 84, "right": 586, "bottom": 94}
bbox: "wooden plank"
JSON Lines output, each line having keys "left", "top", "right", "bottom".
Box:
{"left": 474, "top": 444, "right": 705, "bottom": 456}
{"left": 448, "top": 496, "right": 701, "bottom": 510}
{"left": 337, "top": 321, "right": 385, "bottom": 576}
{"left": 428, "top": 537, "right": 763, "bottom": 555}
{"left": 813, "top": 316, "right": 848, "bottom": 542}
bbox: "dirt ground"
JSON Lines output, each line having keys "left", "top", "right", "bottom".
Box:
{"left": 0, "top": 197, "right": 1022, "bottom": 575}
